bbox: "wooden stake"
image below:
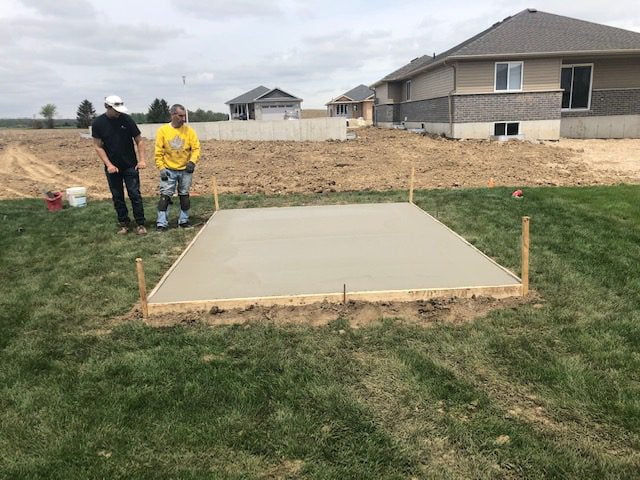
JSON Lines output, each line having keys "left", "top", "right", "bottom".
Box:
{"left": 212, "top": 176, "right": 219, "bottom": 211}
{"left": 136, "top": 258, "right": 149, "bottom": 319}
{"left": 521, "top": 216, "right": 530, "bottom": 296}
{"left": 343, "top": 284, "right": 347, "bottom": 304}
{"left": 409, "top": 165, "right": 415, "bottom": 203}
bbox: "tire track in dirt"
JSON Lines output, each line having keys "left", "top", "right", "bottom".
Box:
{"left": 0, "top": 144, "right": 101, "bottom": 198}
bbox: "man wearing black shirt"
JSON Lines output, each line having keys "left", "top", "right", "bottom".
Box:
{"left": 92, "top": 95, "right": 147, "bottom": 235}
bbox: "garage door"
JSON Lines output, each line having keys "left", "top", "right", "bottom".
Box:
{"left": 261, "top": 105, "right": 286, "bottom": 121}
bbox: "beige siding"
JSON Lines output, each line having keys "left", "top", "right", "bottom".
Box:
{"left": 411, "top": 66, "right": 454, "bottom": 100}
{"left": 456, "top": 59, "right": 561, "bottom": 93}
{"left": 456, "top": 61, "right": 494, "bottom": 93}
{"left": 402, "top": 81, "right": 410, "bottom": 101}
{"left": 523, "top": 58, "right": 561, "bottom": 90}
{"left": 388, "top": 82, "right": 403, "bottom": 102}
{"left": 591, "top": 58, "right": 640, "bottom": 89}
{"left": 375, "top": 83, "right": 389, "bottom": 103}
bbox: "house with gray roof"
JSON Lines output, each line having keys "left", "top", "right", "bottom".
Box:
{"left": 372, "top": 9, "right": 640, "bottom": 139}
{"left": 225, "top": 86, "right": 303, "bottom": 121}
{"left": 326, "top": 84, "right": 375, "bottom": 123}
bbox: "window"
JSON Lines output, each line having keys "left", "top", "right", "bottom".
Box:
{"left": 353, "top": 104, "right": 358, "bottom": 112}
{"left": 405, "top": 80, "right": 411, "bottom": 101}
{"left": 495, "top": 62, "right": 523, "bottom": 91}
{"left": 336, "top": 104, "right": 348, "bottom": 115}
{"left": 494, "top": 122, "right": 520, "bottom": 136}
{"left": 561, "top": 64, "right": 592, "bottom": 110}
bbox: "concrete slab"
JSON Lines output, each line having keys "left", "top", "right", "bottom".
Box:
{"left": 147, "top": 203, "right": 521, "bottom": 313}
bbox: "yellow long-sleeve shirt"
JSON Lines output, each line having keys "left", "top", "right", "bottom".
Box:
{"left": 154, "top": 123, "right": 201, "bottom": 170}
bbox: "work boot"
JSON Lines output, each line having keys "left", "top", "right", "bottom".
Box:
{"left": 117, "top": 225, "right": 129, "bottom": 235}
{"left": 136, "top": 225, "right": 147, "bottom": 235}
{"left": 178, "top": 222, "right": 193, "bottom": 229}
{"left": 156, "top": 225, "right": 168, "bottom": 233}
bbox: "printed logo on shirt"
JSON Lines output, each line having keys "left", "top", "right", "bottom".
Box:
{"left": 120, "top": 125, "right": 127, "bottom": 129}
{"left": 169, "top": 135, "right": 184, "bottom": 150}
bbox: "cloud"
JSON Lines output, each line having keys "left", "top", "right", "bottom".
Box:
{"left": 19, "top": 0, "right": 97, "bottom": 19}
{"left": 174, "top": 0, "right": 283, "bottom": 20}
{"left": 1, "top": 0, "right": 639, "bottom": 117}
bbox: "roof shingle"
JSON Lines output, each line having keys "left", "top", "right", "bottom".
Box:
{"left": 377, "top": 9, "right": 640, "bottom": 84}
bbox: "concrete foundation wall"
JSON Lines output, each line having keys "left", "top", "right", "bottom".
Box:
{"left": 402, "top": 122, "right": 450, "bottom": 135}
{"left": 139, "top": 118, "right": 347, "bottom": 141}
{"left": 452, "top": 119, "right": 561, "bottom": 140}
{"left": 561, "top": 115, "right": 640, "bottom": 138}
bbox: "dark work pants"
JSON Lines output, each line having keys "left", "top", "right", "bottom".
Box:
{"left": 105, "top": 167, "right": 145, "bottom": 226}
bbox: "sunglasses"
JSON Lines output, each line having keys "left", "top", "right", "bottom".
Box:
{"left": 110, "top": 102, "right": 124, "bottom": 107}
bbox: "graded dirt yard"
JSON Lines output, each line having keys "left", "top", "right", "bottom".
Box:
{"left": 0, "top": 126, "right": 638, "bottom": 199}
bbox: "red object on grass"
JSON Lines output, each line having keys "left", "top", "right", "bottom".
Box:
{"left": 511, "top": 189, "right": 523, "bottom": 198}
{"left": 44, "top": 192, "right": 63, "bottom": 211}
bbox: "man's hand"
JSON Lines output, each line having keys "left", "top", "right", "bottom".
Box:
{"left": 107, "top": 163, "right": 119, "bottom": 174}
{"left": 185, "top": 161, "right": 196, "bottom": 174}
{"left": 136, "top": 159, "right": 147, "bottom": 170}
{"left": 160, "top": 169, "right": 169, "bottom": 181}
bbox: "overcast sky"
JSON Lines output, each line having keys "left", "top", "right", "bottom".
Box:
{"left": 1, "top": 0, "right": 639, "bottom": 118}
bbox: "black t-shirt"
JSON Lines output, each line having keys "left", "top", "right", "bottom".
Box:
{"left": 91, "top": 113, "right": 142, "bottom": 170}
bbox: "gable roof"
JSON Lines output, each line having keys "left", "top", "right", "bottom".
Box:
{"left": 225, "top": 86, "right": 270, "bottom": 104}
{"left": 254, "top": 87, "right": 302, "bottom": 103}
{"left": 374, "top": 9, "right": 640, "bottom": 85}
{"left": 326, "top": 84, "right": 375, "bottom": 104}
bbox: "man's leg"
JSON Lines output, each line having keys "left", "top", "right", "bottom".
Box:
{"left": 122, "top": 168, "right": 145, "bottom": 226}
{"left": 177, "top": 171, "right": 193, "bottom": 226}
{"left": 157, "top": 170, "right": 177, "bottom": 229}
{"left": 105, "top": 169, "right": 130, "bottom": 230}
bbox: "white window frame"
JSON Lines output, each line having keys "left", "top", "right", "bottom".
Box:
{"left": 561, "top": 63, "right": 594, "bottom": 112}
{"left": 336, "top": 104, "right": 348, "bottom": 115}
{"left": 405, "top": 80, "right": 411, "bottom": 101}
{"left": 493, "top": 121, "right": 520, "bottom": 137}
{"left": 494, "top": 61, "right": 523, "bottom": 92}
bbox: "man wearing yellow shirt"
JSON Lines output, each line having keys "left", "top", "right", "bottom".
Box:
{"left": 154, "top": 104, "right": 201, "bottom": 231}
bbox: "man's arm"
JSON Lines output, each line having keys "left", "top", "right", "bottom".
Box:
{"left": 189, "top": 129, "right": 201, "bottom": 164}
{"left": 154, "top": 128, "right": 166, "bottom": 170}
{"left": 93, "top": 138, "right": 118, "bottom": 173}
{"left": 134, "top": 135, "right": 146, "bottom": 169}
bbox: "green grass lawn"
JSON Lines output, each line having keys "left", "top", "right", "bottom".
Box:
{"left": 1, "top": 186, "right": 639, "bottom": 479}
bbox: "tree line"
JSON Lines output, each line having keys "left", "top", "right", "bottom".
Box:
{"left": 3, "top": 99, "right": 229, "bottom": 129}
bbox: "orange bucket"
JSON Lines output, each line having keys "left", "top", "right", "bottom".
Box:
{"left": 44, "top": 192, "right": 63, "bottom": 212}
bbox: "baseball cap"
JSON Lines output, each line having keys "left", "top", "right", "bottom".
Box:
{"left": 105, "top": 95, "right": 128, "bottom": 113}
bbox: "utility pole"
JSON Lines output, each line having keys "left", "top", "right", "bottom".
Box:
{"left": 182, "top": 75, "right": 189, "bottom": 123}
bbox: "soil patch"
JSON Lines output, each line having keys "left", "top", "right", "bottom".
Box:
{"left": 1, "top": 127, "right": 638, "bottom": 200}
{"left": 131, "top": 295, "right": 534, "bottom": 328}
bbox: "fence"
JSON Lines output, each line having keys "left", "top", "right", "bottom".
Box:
{"left": 137, "top": 117, "right": 347, "bottom": 141}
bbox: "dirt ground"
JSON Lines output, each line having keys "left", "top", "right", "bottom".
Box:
{"left": 1, "top": 126, "right": 638, "bottom": 200}
{"left": 120, "top": 295, "right": 539, "bottom": 329}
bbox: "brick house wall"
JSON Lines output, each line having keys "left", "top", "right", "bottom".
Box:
{"left": 452, "top": 92, "right": 562, "bottom": 123}
{"left": 397, "top": 97, "right": 450, "bottom": 123}
{"left": 561, "top": 89, "right": 640, "bottom": 117}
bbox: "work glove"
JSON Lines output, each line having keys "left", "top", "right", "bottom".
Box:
{"left": 160, "top": 169, "right": 169, "bottom": 181}
{"left": 185, "top": 161, "right": 196, "bottom": 174}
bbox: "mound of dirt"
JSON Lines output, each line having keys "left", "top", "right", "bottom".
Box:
{"left": 1, "top": 127, "right": 638, "bottom": 200}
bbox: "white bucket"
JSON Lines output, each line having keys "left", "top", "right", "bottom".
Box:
{"left": 66, "top": 187, "right": 87, "bottom": 207}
